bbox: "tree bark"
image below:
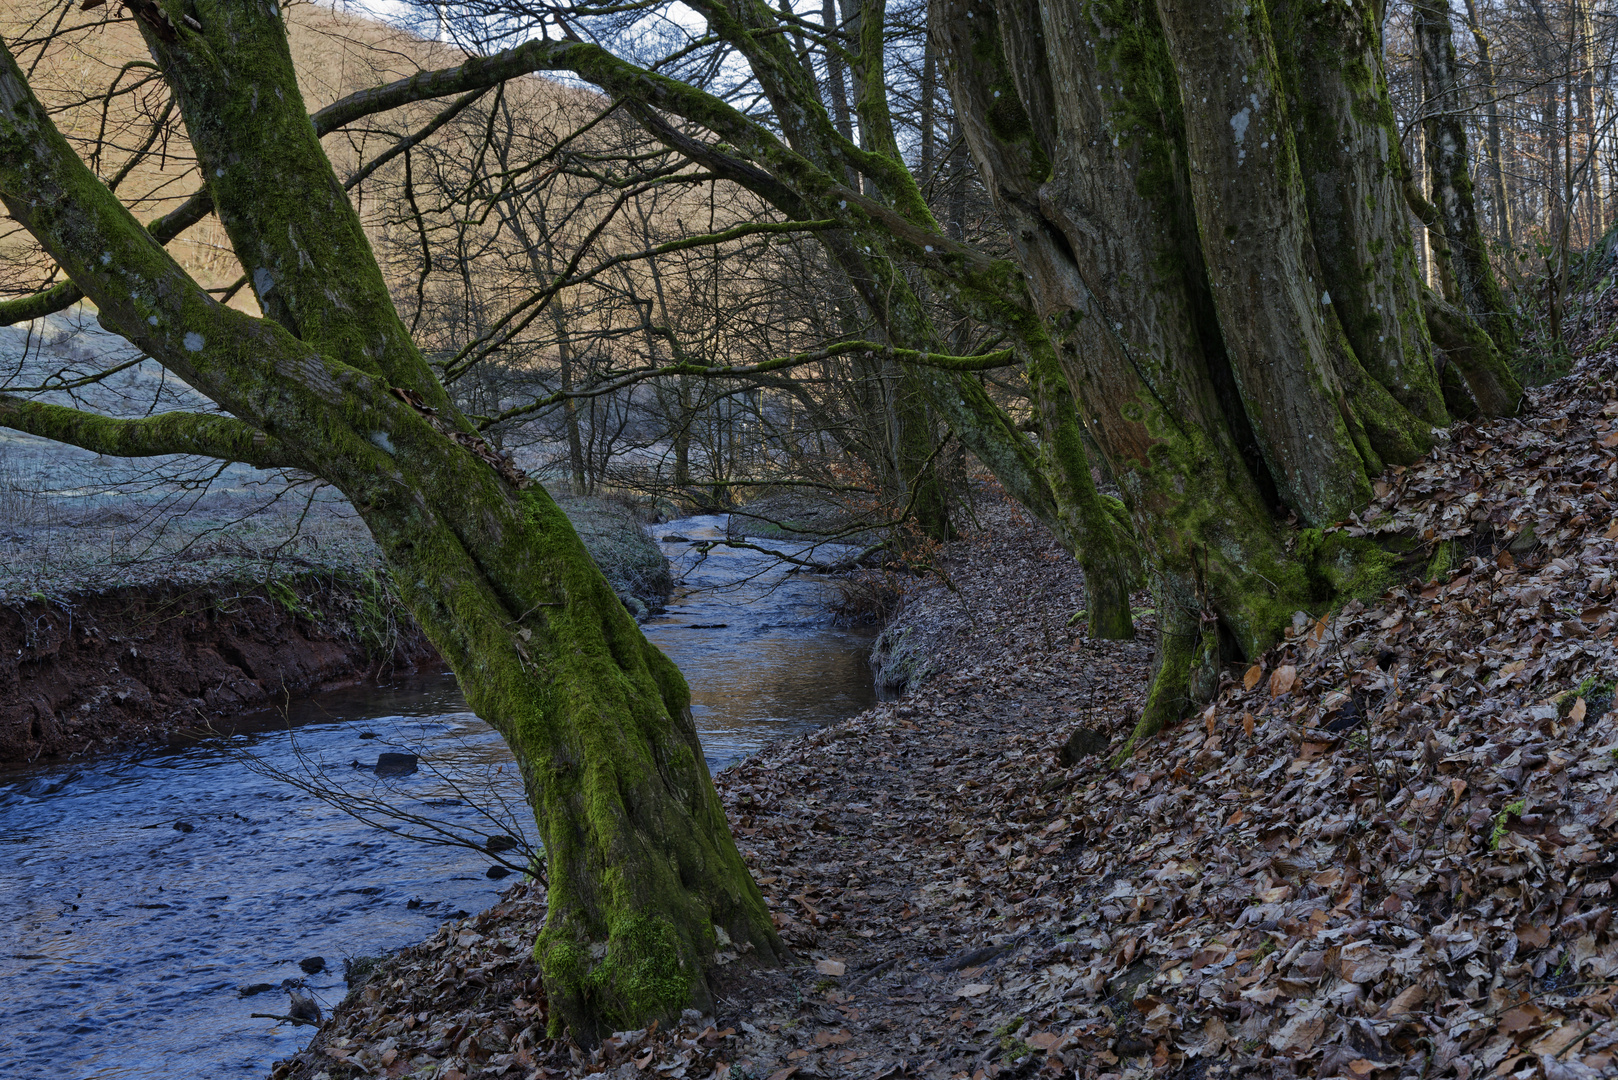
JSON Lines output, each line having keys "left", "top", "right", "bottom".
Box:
{"left": 1413, "top": 0, "right": 1520, "bottom": 360}
{"left": 0, "top": 14, "right": 783, "bottom": 1045}
{"left": 932, "top": 0, "right": 1455, "bottom": 743}
{"left": 1271, "top": 0, "right": 1449, "bottom": 428}
{"left": 1460, "top": 0, "right": 1514, "bottom": 243}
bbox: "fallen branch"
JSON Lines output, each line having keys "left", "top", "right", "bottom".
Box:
{"left": 251, "top": 1013, "right": 321, "bottom": 1028}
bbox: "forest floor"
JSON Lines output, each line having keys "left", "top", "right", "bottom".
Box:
{"left": 272, "top": 349, "right": 1618, "bottom": 1080}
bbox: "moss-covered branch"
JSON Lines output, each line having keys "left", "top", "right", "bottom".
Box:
{"left": 0, "top": 187, "right": 214, "bottom": 328}
{"left": 0, "top": 396, "right": 293, "bottom": 467}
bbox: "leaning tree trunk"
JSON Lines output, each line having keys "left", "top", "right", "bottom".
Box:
{"left": 0, "top": 12, "right": 782, "bottom": 1046}
{"left": 935, "top": 0, "right": 1517, "bottom": 748}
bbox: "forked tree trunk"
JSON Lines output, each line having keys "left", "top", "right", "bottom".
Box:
{"left": 935, "top": 0, "right": 1519, "bottom": 748}
{"left": 0, "top": 11, "right": 781, "bottom": 1045}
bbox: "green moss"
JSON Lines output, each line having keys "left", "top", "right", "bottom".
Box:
{"left": 1296, "top": 529, "right": 1396, "bottom": 603}
{"left": 1490, "top": 798, "right": 1526, "bottom": 850}
{"left": 1423, "top": 540, "right": 1454, "bottom": 583}
{"left": 965, "top": 3, "right": 1052, "bottom": 185}
{"left": 544, "top": 914, "right": 695, "bottom": 1035}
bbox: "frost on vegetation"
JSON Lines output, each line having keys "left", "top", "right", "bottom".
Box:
{"left": 0, "top": 309, "right": 377, "bottom": 600}
{"left": 0, "top": 315, "right": 672, "bottom": 611}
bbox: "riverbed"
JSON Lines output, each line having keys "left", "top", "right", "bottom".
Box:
{"left": 0, "top": 516, "right": 877, "bottom": 1079}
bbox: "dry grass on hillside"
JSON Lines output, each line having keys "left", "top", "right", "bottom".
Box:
{"left": 0, "top": 1, "right": 562, "bottom": 303}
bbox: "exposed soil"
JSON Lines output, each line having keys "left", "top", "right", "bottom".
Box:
{"left": 0, "top": 575, "right": 438, "bottom": 763}
{"left": 266, "top": 346, "right": 1618, "bottom": 1080}
{"left": 0, "top": 491, "right": 673, "bottom": 765}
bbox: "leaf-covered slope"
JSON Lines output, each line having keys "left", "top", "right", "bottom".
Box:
{"left": 267, "top": 354, "right": 1618, "bottom": 1078}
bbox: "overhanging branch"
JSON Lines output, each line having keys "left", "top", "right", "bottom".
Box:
{"left": 0, "top": 396, "right": 295, "bottom": 468}
{"left": 478, "top": 341, "right": 1019, "bottom": 428}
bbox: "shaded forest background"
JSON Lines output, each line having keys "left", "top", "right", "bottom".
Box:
{"left": 9, "top": 0, "right": 1615, "bottom": 540}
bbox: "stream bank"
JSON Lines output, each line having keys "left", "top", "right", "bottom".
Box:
{"left": 272, "top": 348, "right": 1618, "bottom": 1080}
{"left": 0, "top": 494, "right": 670, "bottom": 764}
{"left": 0, "top": 509, "right": 878, "bottom": 1080}
{"left": 0, "top": 574, "right": 436, "bottom": 762}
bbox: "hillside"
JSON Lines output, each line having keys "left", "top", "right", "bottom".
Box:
{"left": 267, "top": 344, "right": 1618, "bottom": 1078}
{"left": 0, "top": 0, "right": 549, "bottom": 305}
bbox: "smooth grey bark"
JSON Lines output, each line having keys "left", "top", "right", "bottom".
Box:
{"left": 1413, "top": 0, "right": 1521, "bottom": 362}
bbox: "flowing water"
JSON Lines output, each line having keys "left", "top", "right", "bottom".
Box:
{"left": 0, "top": 515, "right": 877, "bottom": 1079}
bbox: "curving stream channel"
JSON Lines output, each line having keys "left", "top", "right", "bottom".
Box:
{"left": 0, "top": 515, "right": 878, "bottom": 1079}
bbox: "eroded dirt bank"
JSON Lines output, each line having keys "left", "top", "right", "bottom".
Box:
{"left": 0, "top": 493, "right": 673, "bottom": 765}
{"left": 0, "top": 576, "right": 437, "bottom": 763}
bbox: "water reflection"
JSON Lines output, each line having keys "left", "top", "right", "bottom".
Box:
{"left": 0, "top": 513, "right": 876, "bottom": 1078}
{"left": 643, "top": 514, "right": 880, "bottom": 768}
{"left": 0, "top": 677, "right": 521, "bottom": 1080}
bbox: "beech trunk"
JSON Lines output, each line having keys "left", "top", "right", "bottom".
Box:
{"left": 0, "top": 10, "right": 782, "bottom": 1044}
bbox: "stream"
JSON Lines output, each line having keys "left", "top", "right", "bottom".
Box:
{"left": 0, "top": 515, "right": 877, "bottom": 1079}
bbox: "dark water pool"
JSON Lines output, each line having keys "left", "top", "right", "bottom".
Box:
{"left": 0, "top": 515, "right": 877, "bottom": 1079}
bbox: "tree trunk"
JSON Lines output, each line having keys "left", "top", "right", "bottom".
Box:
{"left": 1460, "top": 0, "right": 1515, "bottom": 243}
{"left": 1576, "top": 0, "right": 1603, "bottom": 235}
{"left": 1271, "top": 0, "right": 1449, "bottom": 428}
{"left": 555, "top": 306, "right": 589, "bottom": 496}
{"left": 820, "top": 0, "right": 860, "bottom": 189}
{"left": 1413, "top": 0, "right": 1521, "bottom": 360}
{"left": 933, "top": 0, "right": 1468, "bottom": 744}
{"left": 0, "top": 14, "right": 783, "bottom": 1046}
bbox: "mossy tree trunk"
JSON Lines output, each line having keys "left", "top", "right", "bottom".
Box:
{"left": 0, "top": 12, "right": 782, "bottom": 1045}
{"left": 1413, "top": 0, "right": 1521, "bottom": 362}
{"left": 933, "top": 0, "right": 1521, "bottom": 748}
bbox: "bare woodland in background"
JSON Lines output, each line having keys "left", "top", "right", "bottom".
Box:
{"left": 7, "top": 0, "right": 1616, "bottom": 539}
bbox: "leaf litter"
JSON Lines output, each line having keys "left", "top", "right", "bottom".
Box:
{"left": 271, "top": 349, "right": 1618, "bottom": 1079}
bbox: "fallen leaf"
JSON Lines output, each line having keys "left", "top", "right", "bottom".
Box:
{"left": 1338, "top": 941, "right": 1390, "bottom": 983}
{"left": 1270, "top": 664, "right": 1297, "bottom": 697}
{"left": 814, "top": 959, "right": 845, "bottom": 976}
{"left": 1244, "top": 663, "right": 1264, "bottom": 690}
{"left": 956, "top": 983, "right": 992, "bottom": 998}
